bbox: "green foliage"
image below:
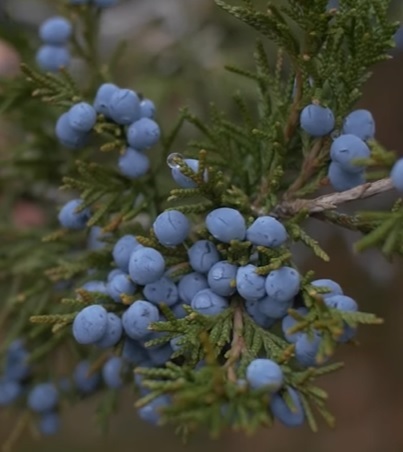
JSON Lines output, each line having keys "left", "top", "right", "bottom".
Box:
{"left": 0, "top": 0, "right": 400, "bottom": 448}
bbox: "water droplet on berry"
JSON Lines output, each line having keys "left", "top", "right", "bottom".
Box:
{"left": 166, "top": 153, "right": 184, "bottom": 169}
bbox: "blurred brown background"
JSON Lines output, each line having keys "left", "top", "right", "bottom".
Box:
{"left": 1, "top": 0, "right": 403, "bottom": 451}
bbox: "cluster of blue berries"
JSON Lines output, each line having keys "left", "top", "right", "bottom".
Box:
{"left": 55, "top": 82, "right": 160, "bottom": 180}
{"left": 300, "top": 104, "right": 375, "bottom": 192}
{"left": 36, "top": 17, "right": 72, "bottom": 73}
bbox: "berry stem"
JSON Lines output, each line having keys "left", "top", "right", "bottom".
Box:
{"left": 225, "top": 302, "right": 246, "bottom": 383}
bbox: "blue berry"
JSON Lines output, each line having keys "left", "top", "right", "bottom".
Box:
{"left": 108, "top": 89, "right": 141, "bottom": 125}
{"left": 137, "top": 395, "right": 170, "bottom": 425}
{"left": 72, "top": 305, "right": 108, "bottom": 345}
{"left": 236, "top": 264, "right": 266, "bottom": 301}
{"left": 394, "top": 26, "right": 403, "bottom": 51}
{"left": 295, "top": 333, "right": 324, "bottom": 367}
{"left": 140, "top": 99, "right": 156, "bottom": 118}
{"left": 170, "top": 336, "right": 183, "bottom": 352}
{"left": 171, "top": 302, "right": 188, "bottom": 319}
{"left": 270, "top": 387, "right": 305, "bottom": 427}
{"left": 112, "top": 234, "right": 142, "bottom": 272}
{"left": 246, "top": 359, "right": 283, "bottom": 391}
{"left": 94, "top": 0, "right": 118, "bottom": 7}
{"left": 87, "top": 226, "right": 109, "bottom": 250}
{"left": 328, "top": 161, "right": 365, "bottom": 192}
{"left": 38, "top": 412, "right": 60, "bottom": 436}
{"left": 118, "top": 148, "right": 150, "bottom": 179}
{"left": 36, "top": 45, "right": 70, "bottom": 72}
{"left": 127, "top": 118, "right": 160, "bottom": 150}
{"left": 102, "top": 356, "right": 125, "bottom": 389}
{"left": 311, "top": 279, "right": 343, "bottom": 298}
{"left": 55, "top": 112, "right": 87, "bottom": 149}
{"left": 95, "top": 313, "right": 123, "bottom": 348}
{"left": 73, "top": 361, "right": 101, "bottom": 394}
{"left": 122, "top": 338, "right": 148, "bottom": 364}
{"left": 81, "top": 280, "right": 107, "bottom": 294}
{"left": 207, "top": 261, "right": 238, "bottom": 297}
{"left": 143, "top": 277, "right": 178, "bottom": 307}
{"left": 0, "top": 379, "right": 22, "bottom": 406}
{"left": 300, "top": 104, "right": 335, "bottom": 137}
{"left": 68, "top": 102, "right": 97, "bottom": 132}
{"left": 107, "top": 274, "right": 136, "bottom": 303}
{"left": 58, "top": 199, "right": 91, "bottom": 230}
{"left": 128, "top": 247, "right": 165, "bottom": 285}
{"left": 153, "top": 210, "right": 190, "bottom": 246}
{"left": 244, "top": 299, "right": 276, "bottom": 329}
{"left": 188, "top": 240, "right": 220, "bottom": 274}
{"left": 342, "top": 109, "right": 375, "bottom": 141}
{"left": 330, "top": 134, "right": 370, "bottom": 173}
{"left": 178, "top": 272, "right": 209, "bottom": 304}
{"left": 93, "top": 83, "right": 119, "bottom": 116}
{"left": 122, "top": 300, "right": 159, "bottom": 340}
{"left": 39, "top": 17, "right": 72, "bottom": 45}
{"left": 171, "top": 158, "right": 204, "bottom": 188}
{"left": 258, "top": 295, "right": 293, "bottom": 319}
{"left": 246, "top": 216, "right": 287, "bottom": 248}
{"left": 107, "top": 268, "right": 125, "bottom": 282}
{"left": 191, "top": 288, "right": 229, "bottom": 316}
{"left": 148, "top": 344, "right": 173, "bottom": 366}
{"left": 265, "top": 267, "right": 301, "bottom": 303}
{"left": 390, "top": 158, "right": 403, "bottom": 193}
{"left": 27, "top": 383, "right": 59, "bottom": 413}
{"left": 325, "top": 294, "right": 358, "bottom": 342}
{"left": 4, "top": 344, "right": 31, "bottom": 382}
{"left": 281, "top": 308, "right": 308, "bottom": 343}
{"left": 205, "top": 208, "right": 246, "bottom": 243}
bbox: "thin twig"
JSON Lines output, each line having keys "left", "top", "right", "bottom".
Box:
{"left": 275, "top": 177, "right": 394, "bottom": 216}
{"left": 225, "top": 303, "right": 245, "bottom": 383}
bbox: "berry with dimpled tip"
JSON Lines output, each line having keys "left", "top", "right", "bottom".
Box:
{"left": 342, "top": 109, "right": 375, "bottom": 141}
{"left": 127, "top": 118, "right": 160, "bottom": 150}
{"left": 246, "top": 216, "right": 287, "bottom": 248}
{"left": 113, "top": 234, "right": 142, "bottom": 273}
{"left": 270, "top": 387, "right": 305, "bottom": 427}
{"left": 27, "top": 383, "right": 59, "bottom": 413}
{"left": 108, "top": 89, "right": 141, "bottom": 125}
{"left": 265, "top": 266, "right": 301, "bottom": 303}
{"left": 295, "top": 333, "right": 325, "bottom": 367}
{"left": 205, "top": 207, "right": 246, "bottom": 243}
{"left": 236, "top": 264, "right": 266, "bottom": 301}
{"left": 93, "top": 83, "right": 119, "bottom": 116}
{"left": 36, "top": 45, "right": 70, "bottom": 72}
{"left": 390, "top": 158, "right": 403, "bottom": 193}
{"left": 128, "top": 247, "right": 165, "bottom": 285}
{"left": 178, "top": 272, "right": 209, "bottom": 304}
{"left": 258, "top": 295, "right": 293, "bottom": 319}
{"left": 107, "top": 274, "right": 136, "bottom": 303}
{"left": 311, "top": 279, "right": 343, "bottom": 298}
{"left": 137, "top": 395, "right": 170, "bottom": 425}
{"left": 300, "top": 104, "right": 335, "bottom": 137}
{"left": 58, "top": 199, "right": 91, "bottom": 230}
{"left": 118, "top": 148, "right": 150, "bottom": 179}
{"left": 191, "top": 289, "right": 229, "bottom": 316}
{"left": 281, "top": 307, "right": 308, "bottom": 343}
{"left": 122, "top": 300, "right": 159, "bottom": 340}
{"left": 55, "top": 112, "right": 87, "bottom": 149}
{"left": 246, "top": 359, "right": 283, "bottom": 391}
{"left": 38, "top": 412, "right": 60, "bottom": 436}
{"left": 68, "top": 102, "right": 97, "bottom": 132}
{"left": 140, "top": 99, "right": 156, "bottom": 118}
{"left": 39, "top": 17, "right": 72, "bottom": 45}
{"left": 143, "top": 277, "right": 178, "bottom": 306}
{"left": 153, "top": 210, "right": 190, "bottom": 247}
{"left": 330, "top": 134, "right": 370, "bottom": 173}
{"left": 102, "top": 356, "right": 125, "bottom": 389}
{"left": 0, "top": 379, "right": 22, "bottom": 406}
{"left": 187, "top": 240, "right": 220, "bottom": 273}
{"left": 207, "top": 261, "right": 238, "bottom": 297}
{"left": 73, "top": 361, "right": 101, "bottom": 394}
{"left": 72, "top": 305, "right": 108, "bottom": 345}
{"left": 95, "top": 313, "right": 123, "bottom": 348}
{"left": 328, "top": 161, "right": 365, "bottom": 192}
{"left": 171, "top": 158, "right": 205, "bottom": 188}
